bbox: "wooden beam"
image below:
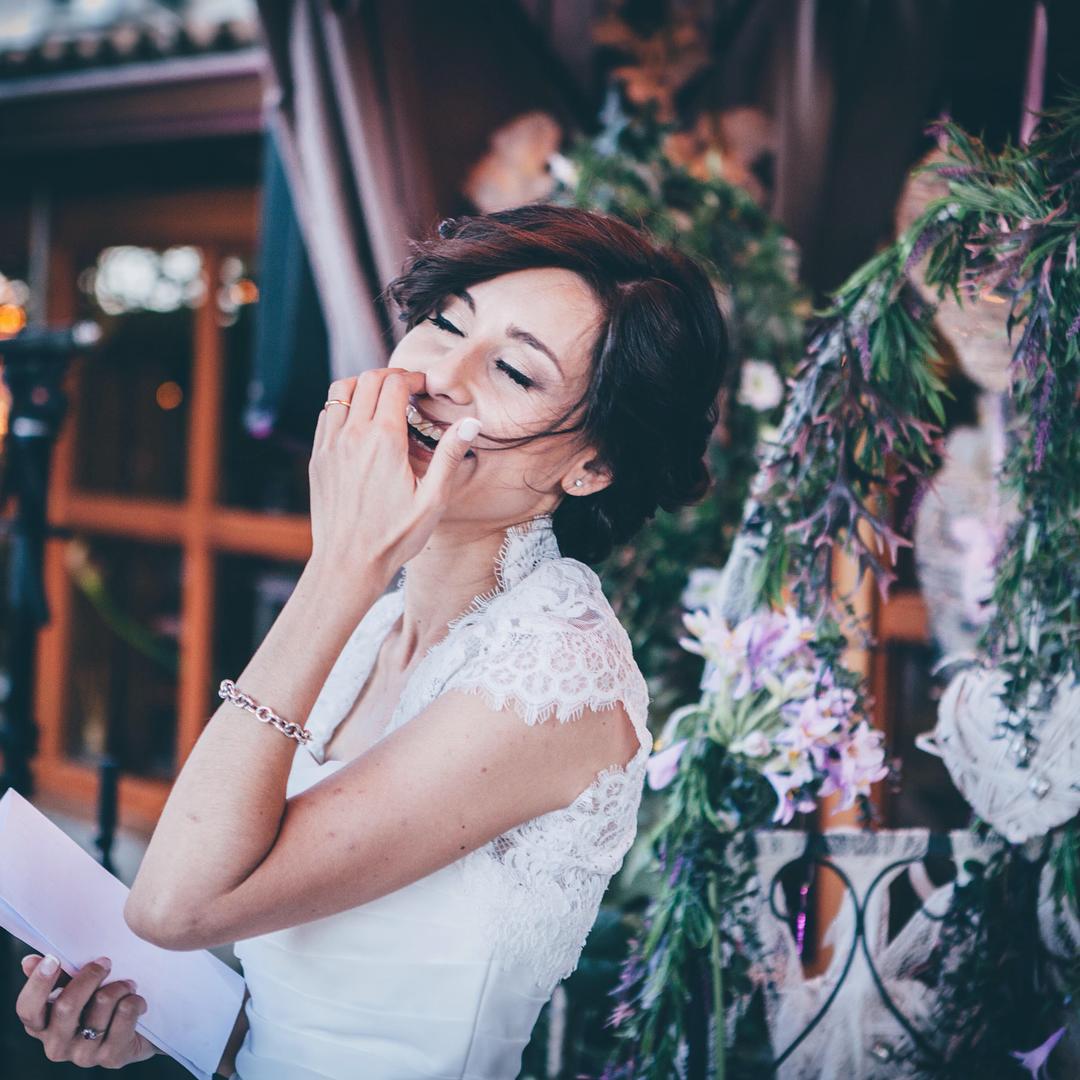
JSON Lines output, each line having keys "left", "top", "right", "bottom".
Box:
{"left": 0, "top": 52, "right": 265, "bottom": 154}
{"left": 176, "top": 247, "right": 224, "bottom": 762}
{"left": 63, "top": 494, "right": 189, "bottom": 542}
{"left": 876, "top": 589, "right": 929, "bottom": 643}
{"left": 35, "top": 245, "right": 78, "bottom": 764}
{"left": 208, "top": 509, "right": 311, "bottom": 562}
{"left": 55, "top": 189, "right": 259, "bottom": 256}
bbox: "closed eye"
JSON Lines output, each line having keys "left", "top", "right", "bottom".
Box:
{"left": 424, "top": 311, "right": 536, "bottom": 389}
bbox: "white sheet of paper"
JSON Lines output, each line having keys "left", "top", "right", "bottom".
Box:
{"left": 0, "top": 789, "right": 246, "bottom": 1079}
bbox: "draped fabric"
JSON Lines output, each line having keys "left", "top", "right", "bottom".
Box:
{"left": 255, "top": 0, "right": 439, "bottom": 378}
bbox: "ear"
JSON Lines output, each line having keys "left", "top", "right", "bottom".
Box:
{"left": 559, "top": 453, "right": 613, "bottom": 498}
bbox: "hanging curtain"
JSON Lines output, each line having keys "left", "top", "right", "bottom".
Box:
{"left": 246, "top": 125, "right": 330, "bottom": 442}
{"left": 255, "top": 0, "right": 440, "bottom": 378}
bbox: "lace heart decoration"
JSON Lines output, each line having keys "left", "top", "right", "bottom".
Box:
{"left": 922, "top": 667, "right": 1080, "bottom": 844}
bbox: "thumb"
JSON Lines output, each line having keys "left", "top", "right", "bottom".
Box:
{"left": 418, "top": 416, "right": 480, "bottom": 504}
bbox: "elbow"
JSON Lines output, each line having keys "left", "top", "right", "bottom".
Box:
{"left": 124, "top": 890, "right": 207, "bottom": 951}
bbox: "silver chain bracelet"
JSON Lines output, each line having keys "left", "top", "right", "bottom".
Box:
{"left": 218, "top": 679, "right": 313, "bottom": 745}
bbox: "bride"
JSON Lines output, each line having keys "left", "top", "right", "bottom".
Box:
{"left": 15, "top": 203, "right": 726, "bottom": 1078}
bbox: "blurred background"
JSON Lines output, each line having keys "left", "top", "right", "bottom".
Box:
{"left": 0, "top": 1, "right": 1078, "bottom": 1076}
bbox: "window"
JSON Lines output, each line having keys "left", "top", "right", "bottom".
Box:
{"left": 32, "top": 188, "right": 316, "bottom": 832}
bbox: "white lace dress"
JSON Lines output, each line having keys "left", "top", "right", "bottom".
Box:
{"left": 231, "top": 514, "right": 652, "bottom": 1079}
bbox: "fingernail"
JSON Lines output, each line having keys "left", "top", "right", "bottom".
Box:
{"left": 39, "top": 954, "right": 58, "bottom": 976}
{"left": 459, "top": 417, "right": 481, "bottom": 442}
{"left": 92, "top": 955, "right": 111, "bottom": 971}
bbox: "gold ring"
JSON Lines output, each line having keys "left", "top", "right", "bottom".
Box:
{"left": 324, "top": 399, "right": 351, "bottom": 409}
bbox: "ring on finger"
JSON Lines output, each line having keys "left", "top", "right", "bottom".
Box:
{"left": 79, "top": 1025, "right": 104, "bottom": 1040}
{"left": 324, "top": 399, "right": 351, "bottom": 410}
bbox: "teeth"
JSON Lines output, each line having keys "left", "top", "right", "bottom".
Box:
{"left": 405, "top": 402, "right": 447, "bottom": 443}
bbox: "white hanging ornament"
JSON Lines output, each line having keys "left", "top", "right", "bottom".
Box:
{"left": 919, "top": 667, "right": 1080, "bottom": 844}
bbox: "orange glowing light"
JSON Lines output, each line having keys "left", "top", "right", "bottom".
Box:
{"left": 230, "top": 279, "right": 259, "bottom": 305}
{"left": 156, "top": 381, "right": 184, "bottom": 410}
{"left": 0, "top": 372, "right": 8, "bottom": 439}
{"left": 0, "top": 304, "right": 27, "bottom": 337}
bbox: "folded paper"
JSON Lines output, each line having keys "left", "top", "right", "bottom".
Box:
{"left": 0, "top": 788, "right": 245, "bottom": 1079}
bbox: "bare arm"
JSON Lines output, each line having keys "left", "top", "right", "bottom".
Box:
{"left": 124, "top": 557, "right": 386, "bottom": 932}
{"left": 126, "top": 367, "right": 449, "bottom": 933}
{"left": 127, "top": 682, "right": 639, "bottom": 950}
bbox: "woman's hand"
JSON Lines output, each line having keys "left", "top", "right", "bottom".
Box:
{"left": 15, "top": 953, "right": 160, "bottom": 1069}
{"left": 309, "top": 368, "right": 480, "bottom": 578}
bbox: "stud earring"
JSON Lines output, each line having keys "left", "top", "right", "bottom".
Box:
{"left": 573, "top": 478, "right": 584, "bottom": 488}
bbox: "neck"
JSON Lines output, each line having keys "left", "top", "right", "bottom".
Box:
{"left": 393, "top": 514, "right": 551, "bottom": 670}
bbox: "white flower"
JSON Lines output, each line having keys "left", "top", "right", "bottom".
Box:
{"left": 681, "top": 567, "right": 725, "bottom": 611}
{"left": 730, "top": 731, "right": 772, "bottom": 757}
{"left": 547, "top": 153, "right": 580, "bottom": 188}
{"left": 737, "top": 360, "right": 784, "bottom": 411}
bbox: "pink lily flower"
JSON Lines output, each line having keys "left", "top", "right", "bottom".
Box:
{"left": 646, "top": 739, "right": 688, "bottom": 791}
{"left": 1011, "top": 1027, "right": 1065, "bottom": 1079}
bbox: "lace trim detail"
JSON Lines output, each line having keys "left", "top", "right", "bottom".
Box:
{"left": 396, "top": 512, "right": 561, "bottom": 633}
{"left": 441, "top": 556, "right": 653, "bottom": 990}
{"left": 460, "top": 744, "right": 648, "bottom": 991}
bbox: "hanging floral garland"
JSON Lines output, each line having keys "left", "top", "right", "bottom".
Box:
{"left": 548, "top": 89, "right": 807, "bottom": 720}
{"left": 602, "top": 93, "right": 1080, "bottom": 1078}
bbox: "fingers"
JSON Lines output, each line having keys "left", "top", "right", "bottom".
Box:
{"left": 17, "top": 954, "right": 145, "bottom": 1068}
{"left": 15, "top": 952, "right": 66, "bottom": 1035}
{"left": 315, "top": 375, "right": 357, "bottom": 449}
{"left": 45, "top": 957, "right": 114, "bottom": 1047}
{"left": 94, "top": 990, "right": 150, "bottom": 1068}
{"left": 16, "top": 953, "right": 150, "bottom": 1069}
{"left": 349, "top": 367, "right": 423, "bottom": 424}
{"left": 367, "top": 368, "right": 425, "bottom": 444}
{"left": 416, "top": 416, "right": 481, "bottom": 510}
{"left": 80, "top": 975, "right": 139, "bottom": 1041}
{"left": 315, "top": 368, "right": 424, "bottom": 452}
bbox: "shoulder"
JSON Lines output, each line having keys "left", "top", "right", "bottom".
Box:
{"left": 447, "top": 556, "right": 650, "bottom": 732}
{"left": 503, "top": 555, "right": 624, "bottom": 635}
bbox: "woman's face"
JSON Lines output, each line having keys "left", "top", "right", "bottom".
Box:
{"left": 388, "top": 266, "right": 610, "bottom": 525}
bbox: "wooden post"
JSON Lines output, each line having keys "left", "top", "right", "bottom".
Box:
{"left": 177, "top": 246, "right": 223, "bottom": 764}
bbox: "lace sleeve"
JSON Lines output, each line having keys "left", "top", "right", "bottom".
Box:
{"left": 442, "top": 560, "right": 651, "bottom": 741}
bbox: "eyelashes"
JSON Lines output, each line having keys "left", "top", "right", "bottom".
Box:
{"left": 423, "top": 312, "right": 536, "bottom": 390}
{"left": 495, "top": 358, "right": 534, "bottom": 389}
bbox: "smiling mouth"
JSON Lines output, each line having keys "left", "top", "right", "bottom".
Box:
{"left": 405, "top": 400, "right": 476, "bottom": 459}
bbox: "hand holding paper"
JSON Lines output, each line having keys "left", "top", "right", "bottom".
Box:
{"left": 0, "top": 788, "right": 247, "bottom": 1079}
{"left": 17, "top": 950, "right": 159, "bottom": 1068}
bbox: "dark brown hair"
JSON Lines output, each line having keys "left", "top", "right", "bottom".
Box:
{"left": 384, "top": 203, "right": 728, "bottom": 564}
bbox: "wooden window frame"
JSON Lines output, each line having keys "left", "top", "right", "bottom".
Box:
{"left": 32, "top": 187, "right": 312, "bottom": 834}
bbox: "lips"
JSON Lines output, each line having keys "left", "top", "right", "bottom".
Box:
{"left": 405, "top": 397, "right": 476, "bottom": 459}
{"left": 405, "top": 400, "right": 450, "bottom": 443}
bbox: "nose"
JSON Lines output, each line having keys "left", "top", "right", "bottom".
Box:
{"left": 419, "top": 342, "right": 476, "bottom": 405}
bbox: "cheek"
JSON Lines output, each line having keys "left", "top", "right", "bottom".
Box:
{"left": 485, "top": 440, "right": 569, "bottom": 489}
{"left": 387, "top": 334, "right": 429, "bottom": 372}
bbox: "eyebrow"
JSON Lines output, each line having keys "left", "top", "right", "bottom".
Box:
{"left": 453, "top": 288, "right": 564, "bottom": 374}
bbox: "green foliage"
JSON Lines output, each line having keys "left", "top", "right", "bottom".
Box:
{"left": 602, "top": 93, "right": 1080, "bottom": 1080}
{"left": 549, "top": 92, "right": 807, "bottom": 719}
{"left": 916, "top": 104, "right": 1080, "bottom": 763}
{"left": 898, "top": 840, "right": 1079, "bottom": 1078}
